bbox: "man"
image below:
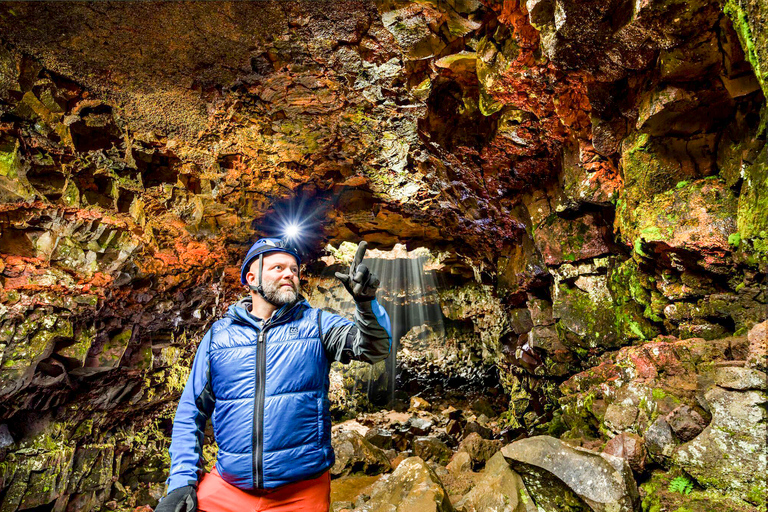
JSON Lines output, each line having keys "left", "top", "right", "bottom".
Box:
{"left": 156, "top": 238, "right": 391, "bottom": 512}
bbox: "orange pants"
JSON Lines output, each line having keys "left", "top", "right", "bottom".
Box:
{"left": 197, "top": 467, "right": 330, "bottom": 512}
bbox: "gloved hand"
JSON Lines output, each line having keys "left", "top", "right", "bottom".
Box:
{"left": 154, "top": 485, "right": 197, "bottom": 512}
{"left": 335, "top": 241, "right": 380, "bottom": 302}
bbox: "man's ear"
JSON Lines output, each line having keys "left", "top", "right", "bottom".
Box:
{"left": 245, "top": 271, "right": 256, "bottom": 286}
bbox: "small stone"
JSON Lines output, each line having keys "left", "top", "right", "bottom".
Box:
{"left": 603, "top": 432, "right": 647, "bottom": 473}
{"left": 407, "top": 417, "right": 433, "bottom": 436}
{"left": 463, "top": 421, "right": 492, "bottom": 440}
{"left": 441, "top": 406, "right": 462, "bottom": 421}
{"left": 445, "top": 419, "right": 463, "bottom": 438}
{"left": 410, "top": 396, "right": 431, "bottom": 411}
{"left": 665, "top": 405, "right": 707, "bottom": 442}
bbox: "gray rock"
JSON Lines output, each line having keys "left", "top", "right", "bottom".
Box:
{"left": 457, "top": 432, "right": 504, "bottom": 470}
{"left": 456, "top": 451, "right": 537, "bottom": 512}
{"left": 674, "top": 386, "right": 767, "bottom": 504}
{"left": 365, "top": 428, "right": 394, "bottom": 450}
{"left": 0, "top": 424, "right": 14, "bottom": 449}
{"left": 604, "top": 404, "right": 639, "bottom": 433}
{"left": 357, "top": 456, "right": 453, "bottom": 512}
{"left": 714, "top": 366, "right": 767, "bottom": 391}
{"left": 644, "top": 417, "right": 678, "bottom": 462}
{"left": 501, "top": 436, "right": 639, "bottom": 512}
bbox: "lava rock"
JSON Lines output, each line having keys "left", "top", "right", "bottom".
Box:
{"left": 462, "top": 421, "right": 492, "bottom": 440}
{"left": 411, "top": 436, "right": 452, "bottom": 464}
{"left": 409, "top": 396, "right": 430, "bottom": 411}
{"left": 714, "top": 365, "right": 767, "bottom": 391}
{"left": 356, "top": 456, "right": 452, "bottom": 512}
{"left": 364, "top": 428, "right": 394, "bottom": 450}
{"left": 674, "top": 385, "right": 768, "bottom": 505}
{"left": 457, "top": 432, "right": 504, "bottom": 470}
{"left": 456, "top": 451, "right": 537, "bottom": 512}
{"left": 331, "top": 430, "right": 392, "bottom": 477}
{"left": 501, "top": 435, "right": 639, "bottom": 512}
{"left": 407, "top": 417, "right": 434, "bottom": 436}
{"left": 602, "top": 432, "right": 647, "bottom": 474}
{"left": 644, "top": 417, "right": 678, "bottom": 462}
{"left": 446, "top": 451, "right": 472, "bottom": 475}
{"left": 665, "top": 406, "right": 707, "bottom": 442}
{"left": 746, "top": 320, "right": 767, "bottom": 371}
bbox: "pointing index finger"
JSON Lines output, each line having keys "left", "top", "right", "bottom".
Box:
{"left": 353, "top": 241, "right": 368, "bottom": 270}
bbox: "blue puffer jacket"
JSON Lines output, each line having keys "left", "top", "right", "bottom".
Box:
{"left": 166, "top": 297, "right": 391, "bottom": 491}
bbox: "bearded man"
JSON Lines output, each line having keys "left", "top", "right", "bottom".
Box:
{"left": 155, "top": 238, "right": 391, "bottom": 512}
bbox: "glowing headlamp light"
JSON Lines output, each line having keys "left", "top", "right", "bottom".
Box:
{"left": 284, "top": 222, "right": 301, "bottom": 240}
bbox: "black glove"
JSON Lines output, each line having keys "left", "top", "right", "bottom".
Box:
{"left": 335, "top": 241, "right": 380, "bottom": 302}
{"left": 155, "top": 485, "right": 197, "bottom": 512}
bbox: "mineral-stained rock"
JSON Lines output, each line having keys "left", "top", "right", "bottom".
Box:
{"left": 674, "top": 385, "right": 767, "bottom": 507}
{"left": 456, "top": 451, "right": 537, "bottom": 512}
{"left": 331, "top": 430, "right": 392, "bottom": 477}
{"left": 356, "top": 457, "right": 453, "bottom": 512}
{"left": 457, "top": 432, "right": 503, "bottom": 470}
{"left": 501, "top": 436, "right": 639, "bottom": 512}
{"left": 602, "top": 433, "right": 646, "bottom": 474}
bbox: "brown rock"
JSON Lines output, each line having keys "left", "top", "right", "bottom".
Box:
{"left": 603, "top": 432, "right": 647, "bottom": 473}
{"left": 462, "top": 421, "right": 492, "bottom": 440}
{"left": 457, "top": 432, "right": 503, "bottom": 470}
{"left": 446, "top": 451, "right": 471, "bottom": 475}
{"left": 746, "top": 320, "right": 767, "bottom": 371}
{"left": 665, "top": 406, "right": 707, "bottom": 442}
{"left": 409, "top": 396, "right": 430, "bottom": 411}
{"left": 412, "top": 436, "right": 452, "bottom": 464}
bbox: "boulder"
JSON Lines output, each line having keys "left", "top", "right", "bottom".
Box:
{"left": 501, "top": 436, "right": 639, "bottom": 512}
{"left": 462, "top": 421, "right": 492, "bottom": 440}
{"left": 411, "top": 436, "right": 452, "bottom": 465}
{"left": 602, "top": 433, "right": 647, "bottom": 474}
{"left": 331, "top": 430, "right": 392, "bottom": 477}
{"left": 356, "top": 457, "right": 453, "bottom": 512}
{"left": 364, "top": 428, "right": 393, "bottom": 451}
{"left": 644, "top": 417, "right": 678, "bottom": 463}
{"left": 457, "top": 433, "right": 504, "bottom": 470}
{"left": 456, "top": 452, "right": 537, "bottom": 512}
{"left": 674, "top": 385, "right": 767, "bottom": 507}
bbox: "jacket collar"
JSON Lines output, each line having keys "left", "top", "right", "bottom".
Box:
{"left": 227, "top": 295, "right": 309, "bottom": 330}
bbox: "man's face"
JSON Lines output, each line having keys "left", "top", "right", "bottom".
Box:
{"left": 247, "top": 251, "right": 300, "bottom": 305}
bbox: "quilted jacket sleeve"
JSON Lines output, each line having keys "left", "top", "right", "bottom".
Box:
{"left": 320, "top": 299, "right": 392, "bottom": 364}
{"left": 166, "top": 327, "right": 216, "bottom": 492}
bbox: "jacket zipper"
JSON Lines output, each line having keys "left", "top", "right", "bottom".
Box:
{"left": 251, "top": 304, "right": 300, "bottom": 489}
{"left": 253, "top": 328, "right": 267, "bottom": 488}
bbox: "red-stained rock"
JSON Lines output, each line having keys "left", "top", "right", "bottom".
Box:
{"left": 603, "top": 432, "right": 647, "bottom": 473}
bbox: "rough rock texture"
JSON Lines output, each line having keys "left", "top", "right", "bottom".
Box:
{"left": 0, "top": 0, "right": 766, "bottom": 509}
{"left": 455, "top": 451, "right": 536, "bottom": 512}
{"left": 501, "top": 435, "right": 639, "bottom": 512}
{"left": 331, "top": 430, "right": 392, "bottom": 478}
{"left": 356, "top": 456, "right": 453, "bottom": 512}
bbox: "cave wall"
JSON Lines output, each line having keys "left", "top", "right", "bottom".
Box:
{"left": 0, "top": 0, "right": 766, "bottom": 510}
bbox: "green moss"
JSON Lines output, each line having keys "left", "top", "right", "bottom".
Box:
{"left": 724, "top": 0, "right": 766, "bottom": 94}
{"left": 729, "top": 232, "right": 742, "bottom": 248}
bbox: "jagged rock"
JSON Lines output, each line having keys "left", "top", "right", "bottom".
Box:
{"left": 501, "top": 436, "right": 639, "bottom": 512}
{"left": 446, "top": 451, "right": 471, "bottom": 475}
{"left": 364, "top": 428, "right": 393, "bottom": 450}
{"left": 644, "top": 417, "right": 678, "bottom": 463}
{"left": 331, "top": 430, "right": 392, "bottom": 477}
{"left": 356, "top": 457, "right": 453, "bottom": 512}
{"left": 674, "top": 385, "right": 767, "bottom": 507}
{"left": 665, "top": 405, "right": 707, "bottom": 442}
{"left": 411, "top": 436, "right": 452, "bottom": 464}
{"left": 558, "top": 335, "right": 748, "bottom": 446}
{"left": 457, "top": 433, "right": 503, "bottom": 470}
{"left": 462, "top": 421, "right": 492, "bottom": 440}
{"left": 456, "top": 451, "right": 537, "bottom": 512}
{"left": 602, "top": 433, "right": 646, "bottom": 474}
{"left": 409, "top": 396, "right": 430, "bottom": 411}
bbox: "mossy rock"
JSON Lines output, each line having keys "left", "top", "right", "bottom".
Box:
{"left": 640, "top": 470, "right": 760, "bottom": 512}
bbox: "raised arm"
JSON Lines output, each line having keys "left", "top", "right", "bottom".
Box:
{"left": 320, "top": 300, "right": 392, "bottom": 364}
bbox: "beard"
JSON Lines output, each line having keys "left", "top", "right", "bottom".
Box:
{"left": 262, "top": 278, "right": 299, "bottom": 305}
